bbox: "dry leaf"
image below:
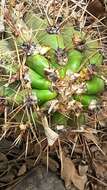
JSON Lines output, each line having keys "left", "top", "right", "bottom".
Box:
{"left": 42, "top": 116, "right": 59, "bottom": 146}
{"left": 61, "top": 152, "right": 87, "bottom": 190}
{"left": 17, "top": 163, "right": 27, "bottom": 176}
{"left": 79, "top": 165, "right": 88, "bottom": 176}
{"left": 93, "top": 160, "right": 107, "bottom": 180}
{"left": 87, "top": 0, "right": 105, "bottom": 18}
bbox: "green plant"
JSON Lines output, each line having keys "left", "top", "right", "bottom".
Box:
{"left": 0, "top": 6, "right": 105, "bottom": 133}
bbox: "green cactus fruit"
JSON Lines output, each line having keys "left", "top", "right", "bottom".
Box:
{"left": 28, "top": 68, "right": 51, "bottom": 90}
{"left": 32, "top": 89, "right": 57, "bottom": 105}
{"left": 85, "top": 76, "right": 104, "bottom": 95}
{"left": 66, "top": 50, "right": 83, "bottom": 73}
{"left": 26, "top": 54, "right": 49, "bottom": 77}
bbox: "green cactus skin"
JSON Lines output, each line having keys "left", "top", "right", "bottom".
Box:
{"left": 0, "top": 86, "right": 57, "bottom": 105}
{"left": 0, "top": 86, "right": 15, "bottom": 97}
{"left": 66, "top": 50, "right": 83, "bottom": 73}
{"left": 85, "top": 76, "right": 104, "bottom": 95}
{"left": 32, "top": 89, "right": 57, "bottom": 104}
{"left": 26, "top": 54, "right": 49, "bottom": 77}
{"left": 74, "top": 94, "right": 98, "bottom": 109}
{"left": 28, "top": 68, "right": 51, "bottom": 90}
{"left": 0, "top": 40, "right": 18, "bottom": 74}
{"left": 89, "top": 52, "right": 103, "bottom": 66}
{"left": 52, "top": 112, "right": 68, "bottom": 126}
{"left": 40, "top": 34, "right": 65, "bottom": 50}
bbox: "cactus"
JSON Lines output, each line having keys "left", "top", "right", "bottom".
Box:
{"left": 0, "top": 6, "right": 105, "bottom": 130}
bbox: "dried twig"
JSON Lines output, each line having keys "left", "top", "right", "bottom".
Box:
{"left": 0, "top": 0, "right": 6, "bottom": 33}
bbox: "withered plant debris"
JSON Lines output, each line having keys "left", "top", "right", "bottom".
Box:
{"left": 61, "top": 151, "right": 87, "bottom": 190}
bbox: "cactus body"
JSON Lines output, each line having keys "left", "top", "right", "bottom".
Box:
{"left": 1, "top": 11, "right": 105, "bottom": 127}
